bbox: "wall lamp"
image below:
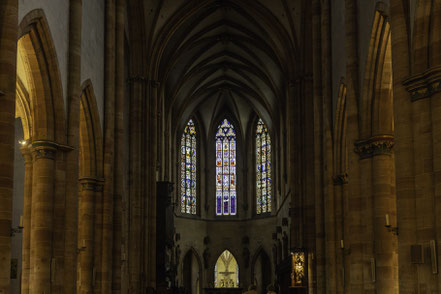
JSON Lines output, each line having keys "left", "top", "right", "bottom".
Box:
{"left": 385, "top": 214, "right": 398, "bottom": 235}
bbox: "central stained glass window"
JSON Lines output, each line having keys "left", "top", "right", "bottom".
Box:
{"left": 215, "top": 119, "right": 237, "bottom": 215}
{"left": 180, "top": 119, "right": 197, "bottom": 214}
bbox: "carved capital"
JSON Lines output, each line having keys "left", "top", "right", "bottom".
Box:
{"left": 354, "top": 135, "right": 394, "bottom": 159}
{"left": 31, "top": 141, "right": 58, "bottom": 160}
{"left": 333, "top": 173, "right": 348, "bottom": 185}
{"left": 79, "top": 177, "right": 104, "bottom": 192}
{"left": 403, "top": 66, "right": 441, "bottom": 101}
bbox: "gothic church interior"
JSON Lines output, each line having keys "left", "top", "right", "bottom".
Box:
{"left": 0, "top": 0, "right": 441, "bottom": 293}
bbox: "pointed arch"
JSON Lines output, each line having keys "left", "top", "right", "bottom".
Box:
{"left": 214, "top": 250, "right": 239, "bottom": 288}
{"left": 15, "top": 77, "right": 32, "bottom": 140}
{"left": 360, "top": 10, "right": 393, "bottom": 137}
{"left": 18, "top": 9, "right": 66, "bottom": 142}
{"left": 79, "top": 80, "right": 103, "bottom": 179}
{"left": 182, "top": 247, "right": 203, "bottom": 294}
{"left": 250, "top": 246, "right": 271, "bottom": 293}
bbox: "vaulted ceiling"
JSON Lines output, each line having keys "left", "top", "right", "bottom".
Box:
{"left": 128, "top": 0, "right": 303, "bottom": 139}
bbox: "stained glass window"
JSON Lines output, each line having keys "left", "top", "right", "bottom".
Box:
{"left": 256, "top": 118, "right": 271, "bottom": 214}
{"left": 215, "top": 119, "right": 237, "bottom": 215}
{"left": 180, "top": 119, "right": 197, "bottom": 214}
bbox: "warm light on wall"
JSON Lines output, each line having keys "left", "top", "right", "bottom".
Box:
{"left": 290, "top": 249, "right": 306, "bottom": 288}
{"left": 19, "top": 139, "right": 28, "bottom": 146}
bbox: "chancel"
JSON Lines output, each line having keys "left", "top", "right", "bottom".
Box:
{"left": 214, "top": 250, "right": 239, "bottom": 289}
{"left": 1, "top": 1, "right": 441, "bottom": 294}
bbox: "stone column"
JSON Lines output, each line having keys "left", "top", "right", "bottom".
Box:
{"left": 146, "top": 81, "right": 159, "bottom": 289}
{"left": 102, "top": 0, "right": 116, "bottom": 292}
{"left": 404, "top": 66, "right": 441, "bottom": 292}
{"left": 112, "top": 0, "right": 125, "bottom": 292}
{"left": 355, "top": 136, "right": 398, "bottom": 293}
{"left": 344, "top": 0, "right": 364, "bottom": 292}
{"left": 372, "top": 153, "right": 397, "bottom": 293}
{"left": 30, "top": 141, "right": 57, "bottom": 294}
{"left": 20, "top": 145, "right": 33, "bottom": 294}
{"left": 0, "top": 1, "right": 18, "bottom": 293}
{"left": 128, "top": 76, "right": 144, "bottom": 294}
{"left": 430, "top": 82, "right": 441, "bottom": 292}
{"left": 333, "top": 175, "right": 347, "bottom": 293}
{"left": 64, "top": 0, "right": 82, "bottom": 292}
{"left": 311, "top": 0, "right": 325, "bottom": 292}
{"left": 78, "top": 178, "right": 97, "bottom": 294}
{"left": 389, "top": 0, "right": 417, "bottom": 292}
{"left": 93, "top": 183, "right": 104, "bottom": 294}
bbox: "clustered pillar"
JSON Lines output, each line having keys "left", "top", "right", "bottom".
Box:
{"left": 78, "top": 178, "right": 98, "bottom": 294}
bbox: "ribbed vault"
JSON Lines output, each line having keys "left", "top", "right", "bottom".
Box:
{"left": 140, "top": 0, "right": 299, "bottom": 138}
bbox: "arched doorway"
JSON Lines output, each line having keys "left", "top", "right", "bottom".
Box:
{"left": 182, "top": 249, "right": 202, "bottom": 294}
{"left": 251, "top": 248, "right": 271, "bottom": 294}
{"left": 214, "top": 250, "right": 239, "bottom": 288}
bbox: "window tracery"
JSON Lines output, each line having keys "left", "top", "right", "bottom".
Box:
{"left": 256, "top": 118, "right": 271, "bottom": 214}
{"left": 216, "top": 119, "right": 237, "bottom": 216}
{"left": 180, "top": 119, "right": 197, "bottom": 214}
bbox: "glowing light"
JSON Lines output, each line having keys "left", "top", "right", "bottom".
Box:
{"left": 215, "top": 119, "right": 236, "bottom": 216}
{"left": 256, "top": 118, "right": 271, "bottom": 214}
{"left": 180, "top": 119, "right": 197, "bottom": 214}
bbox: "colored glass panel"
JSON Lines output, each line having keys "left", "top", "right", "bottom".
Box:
{"left": 180, "top": 119, "right": 197, "bottom": 214}
{"left": 256, "top": 118, "right": 272, "bottom": 214}
{"left": 215, "top": 118, "right": 237, "bottom": 215}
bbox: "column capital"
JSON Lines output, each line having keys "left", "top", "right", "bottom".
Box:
{"left": 354, "top": 135, "right": 394, "bottom": 159}
{"left": 333, "top": 173, "right": 348, "bottom": 185}
{"left": 403, "top": 65, "right": 441, "bottom": 101}
{"left": 79, "top": 177, "right": 104, "bottom": 192}
{"left": 31, "top": 140, "right": 74, "bottom": 160}
{"left": 31, "top": 141, "right": 58, "bottom": 160}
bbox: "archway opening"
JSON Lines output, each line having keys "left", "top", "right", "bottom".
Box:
{"left": 214, "top": 250, "right": 239, "bottom": 288}
{"left": 252, "top": 249, "right": 271, "bottom": 294}
{"left": 182, "top": 250, "right": 201, "bottom": 294}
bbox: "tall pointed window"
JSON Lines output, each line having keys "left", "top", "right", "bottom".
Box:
{"left": 216, "top": 119, "right": 237, "bottom": 215}
{"left": 256, "top": 118, "right": 271, "bottom": 214}
{"left": 180, "top": 119, "right": 197, "bottom": 214}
